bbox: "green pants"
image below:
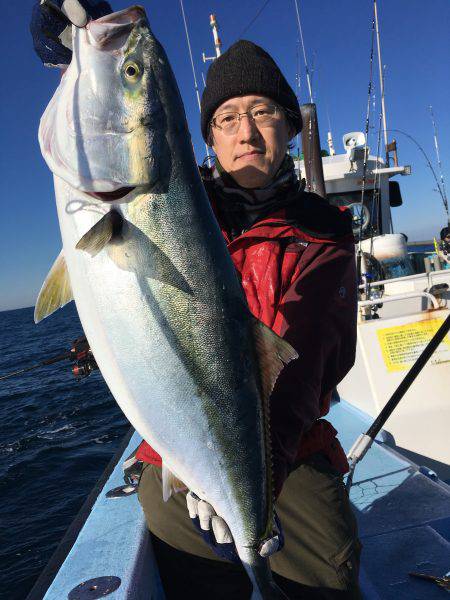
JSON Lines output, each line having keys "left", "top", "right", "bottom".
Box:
{"left": 138, "top": 454, "right": 362, "bottom": 599}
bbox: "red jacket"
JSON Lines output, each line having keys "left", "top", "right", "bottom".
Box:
{"left": 136, "top": 191, "right": 357, "bottom": 496}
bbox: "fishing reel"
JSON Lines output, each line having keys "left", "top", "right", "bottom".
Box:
{"left": 69, "top": 337, "right": 98, "bottom": 379}
{"left": 0, "top": 335, "right": 99, "bottom": 382}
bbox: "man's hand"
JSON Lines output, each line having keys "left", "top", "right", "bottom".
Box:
{"left": 30, "top": 0, "right": 112, "bottom": 67}
{"left": 186, "top": 492, "right": 284, "bottom": 563}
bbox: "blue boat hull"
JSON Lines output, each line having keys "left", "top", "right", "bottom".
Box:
{"left": 28, "top": 401, "right": 450, "bottom": 599}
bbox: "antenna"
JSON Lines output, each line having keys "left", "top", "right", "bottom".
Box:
{"left": 293, "top": 0, "right": 313, "bottom": 103}
{"left": 374, "top": 0, "right": 389, "bottom": 164}
{"left": 327, "top": 131, "right": 335, "bottom": 156}
{"left": 202, "top": 14, "right": 222, "bottom": 63}
{"left": 200, "top": 13, "right": 224, "bottom": 166}
{"left": 326, "top": 106, "right": 335, "bottom": 156}
{"left": 429, "top": 105, "right": 449, "bottom": 222}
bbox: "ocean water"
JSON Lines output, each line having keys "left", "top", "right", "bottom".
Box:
{"left": 0, "top": 304, "right": 128, "bottom": 599}
{"left": 407, "top": 243, "right": 434, "bottom": 253}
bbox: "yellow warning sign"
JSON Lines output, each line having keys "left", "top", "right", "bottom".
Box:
{"left": 377, "top": 318, "right": 450, "bottom": 372}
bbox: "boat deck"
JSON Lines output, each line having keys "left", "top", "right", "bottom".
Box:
{"left": 332, "top": 402, "right": 450, "bottom": 599}
{"left": 28, "top": 401, "right": 450, "bottom": 599}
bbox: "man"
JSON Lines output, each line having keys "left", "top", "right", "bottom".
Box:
{"left": 437, "top": 226, "right": 450, "bottom": 267}
{"left": 31, "top": 2, "right": 361, "bottom": 598}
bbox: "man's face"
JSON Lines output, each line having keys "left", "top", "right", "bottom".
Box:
{"left": 211, "top": 95, "right": 293, "bottom": 189}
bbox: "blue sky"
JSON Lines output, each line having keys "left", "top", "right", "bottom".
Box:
{"left": 1, "top": 0, "right": 449, "bottom": 310}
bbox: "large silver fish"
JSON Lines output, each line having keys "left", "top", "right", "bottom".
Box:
{"left": 36, "top": 7, "right": 297, "bottom": 598}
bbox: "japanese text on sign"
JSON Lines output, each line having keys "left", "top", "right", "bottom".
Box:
{"left": 377, "top": 318, "right": 450, "bottom": 372}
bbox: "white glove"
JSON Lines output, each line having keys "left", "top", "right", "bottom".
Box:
{"left": 44, "top": 0, "right": 89, "bottom": 27}
{"left": 186, "top": 492, "right": 283, "bottom": 560}
{"left": 43, "top": 0, "right": 88, "bottom": 52}
{"left": 186, "top": 492, "right": 234, "bottom": 543}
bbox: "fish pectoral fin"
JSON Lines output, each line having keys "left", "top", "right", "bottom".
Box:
{"left": 76, "top": 210, "right": 124, "bottom": 257}
{"left": 34, "top": 250, "right": 73, "bottom": 324}
{"left": 161, "top": 462, "right": 186, "bottom": 502}
{"left": 252, "top": 317, "right": 299, "bottom": 403}
{"left": 124, "top": 221, "right": 194, "bottom": 296}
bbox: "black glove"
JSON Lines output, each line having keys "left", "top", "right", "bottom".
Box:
{"left": 30, "top": 0, "right": 112, "bottom": 67}
{"left": 186, "top": 492, "right": 284, "bottom": 564}
{"left": 122, "top": 446, "right": 144, "bottom": 486}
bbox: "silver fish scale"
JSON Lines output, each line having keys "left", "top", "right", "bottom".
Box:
{"left": 122, "top": 169, "right": 271, "bottom": 546}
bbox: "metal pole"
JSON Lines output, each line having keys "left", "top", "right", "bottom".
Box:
{"left": 210, "top": 14, "right": 222, "bottom": 57}
{"left": 374, "top": 0, "right": 389, "bottom": 164}
{"left": 203, "top": 14, "right": 222, "bottom": 62}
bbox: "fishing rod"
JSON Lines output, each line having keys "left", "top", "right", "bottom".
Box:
{"left": 295, "top": 42, "right": 301, "bottom": 158}
{"left": 374, "top": 0, "right": 389, "bottom": 164}
{"left": 346, "top": 313, "right": 450, "bottom": 490}
{"left": 238, "top": 0, "right": 271, "bottom": 39}
{"left": 356, "top": 10, "right": 376, "bottom": 300}
{"left": 179, "top": 0, "right": 212, "bottom": 167}
{"left": 362, "top": 102, "right": 384, "bottom": 308}
{"left": 292, "top": 0, "right": 317, "bottom": 191}
{"left": 0, "top": 337, "right": 98, "bottom": 382}
{"left": 384, "top": 127, "right": 449, "bottom": 221}
{"left": 429, "top": 105, "right": 449, "bottom": 223}
{"left": 293, "top": 0, "right": 313, "bottom": 103}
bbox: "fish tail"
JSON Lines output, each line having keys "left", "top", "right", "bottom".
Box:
{"left": 240, "top": 548, "right": 288, "bottom": 600}
{"left": 250, "top": 581, "right": 288, "bottom": 600}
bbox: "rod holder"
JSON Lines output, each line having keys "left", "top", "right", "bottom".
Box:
{"left": 300, "top": 103, "right": 326, "bottom": 198}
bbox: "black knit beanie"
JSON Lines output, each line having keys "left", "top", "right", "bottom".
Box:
{"left": 201, "top": 40, "right": 302, "bottom": 143}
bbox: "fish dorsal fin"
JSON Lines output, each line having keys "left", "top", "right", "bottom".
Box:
{"left": 162, "top": 462, "right": 186, "bottom": 502}
{"left": 252, "top": 317, "right": 299, "bottom": 404}
{"left": 252, "top": 317, "right": 299, "bottom": 535}
{"left": 76, "top": 210, "right": 123, "bottom": 257}
{"left": 34, "top": 250, "right": 73, "bottom": 324}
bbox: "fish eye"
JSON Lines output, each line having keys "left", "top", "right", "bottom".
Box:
{"left": 124, "top": 61, "right": 141, "bottom": 81}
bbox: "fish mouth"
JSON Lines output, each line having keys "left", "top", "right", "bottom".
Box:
{"left": 87, "top": 6, "right": 146, "bottom": 48}
{"left": 93, "top": 5, "right": 146, "bottom": 25}
{"left": 86, "top": 187, "right": 136, "bottom": 202}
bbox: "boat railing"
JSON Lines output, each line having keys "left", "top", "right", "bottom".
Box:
{"left": 357, "top": 272, "right": 428, "bottom": 290}
{"left": 427, "top": 269, "right": 450, "bottom": 289}
{"left": 359, "top": 291, "right": 440, "bottom": 310}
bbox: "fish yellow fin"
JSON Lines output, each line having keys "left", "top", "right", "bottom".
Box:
{"left": 252, "top": 318, "right": 299, "bottom": 404}
{"left": 76, "top": 210, "right": 123, "bottom": 257}
{"left": 34, "top": 251, "right": 73, "bottom": 324}
{"left": 162, "top": 463, "right": 186, "bottom": 502}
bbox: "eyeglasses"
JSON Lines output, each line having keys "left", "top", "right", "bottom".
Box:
{"left": 210, "top": 103, "right": 283, "bottom": 135}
